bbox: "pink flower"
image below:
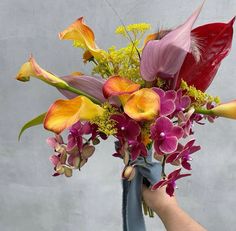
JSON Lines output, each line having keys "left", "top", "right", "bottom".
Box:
{"left": 151, "top": 117, "right": 184, "bottom": 154}
{"left": 152, "top": 169, "right": 191, "bottom": 196}
{"left": 166, "top": 140, "right": 201, "bottom": 170}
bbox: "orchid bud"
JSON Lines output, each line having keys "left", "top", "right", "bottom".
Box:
{"left": 55, "top": 144, "right": 67, "bottom": 155}
{"left": 64, "top": 166, "right": 73, "bottom": 177}
{"left": 56, "top": 163, "right": 65, "bottom": 174}
{"left": 81, "top": 145, "right": 95, "bottom": 159}
{"left": 122, "top": 165, "right": 136, "bottom": 181}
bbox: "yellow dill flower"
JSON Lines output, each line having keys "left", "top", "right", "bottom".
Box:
{"left": 91, "top": 103, "right": 118, "bottom": 136}
{"left": 115, "top": 23, "right": 151, "bottom": 38}
{"left": 92, "top": 43, "right": 144, "bottom": 84}
{"left": 181, "top": 80, "right": 220, "bottom": 106}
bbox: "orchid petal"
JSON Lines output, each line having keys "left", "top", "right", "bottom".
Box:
{"left": 44, "top": 96, "right": 104, "bottom": 134}
{"left": 124, "top": 88, "right": 160, "bottom": 121}
{"left": 159, "top": 136, "right": 178, "bottom": 154}
{"left": 59, "top": 17, "right": 103, "bottom": 59}
{"left": 211, "top": 100, "right": 236, "bottom": 119}
{"left": 16, "top": 56, "right": 69, "bottom": 89}
{"left": 140, "top": 4, "right": 203, "bottom": 81}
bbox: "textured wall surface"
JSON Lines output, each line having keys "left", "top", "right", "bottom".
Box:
{"left": 1, "top": 0, "right": 236, "bottom": 230}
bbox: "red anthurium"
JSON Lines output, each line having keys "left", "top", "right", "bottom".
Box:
{"left": 176, "top": 17, "right": 235, "bottom": 91}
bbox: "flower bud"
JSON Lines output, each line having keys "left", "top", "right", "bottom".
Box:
{"left": 122, "top": 165, "right": 136, "bottom": 181}
{"left": 81, "top": 145, "right": 95, "bottom": 159}
{"left": 56, "top": 163, "right": 65, "bottom": 174}
{"left": 64, "top": 166, "right": 73, "bottom": 177}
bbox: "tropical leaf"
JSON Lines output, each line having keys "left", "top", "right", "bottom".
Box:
{"left": 18, "top": 112, "right": 46, "bottom": 141}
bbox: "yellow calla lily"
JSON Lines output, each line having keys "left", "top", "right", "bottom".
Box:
{"left": 124, "top": 88, "right": 160, "bottom": 121}
{"left": 44, "top": 96, "right": 104, "bottom": 134}
{"left": 16, "top": 56, "right": 69, "bottom": 89}
{"left": 59, "top": 17, "right": 103, "bottom": 60}
{"left": 211, "top": 100, "right": 236, "bottom": 119}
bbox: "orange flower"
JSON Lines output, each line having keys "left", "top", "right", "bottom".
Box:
{"left": 44, "top": 96, "right": 104, "bottom": 134}
{"left": 124, "top": 88, "right": 160, "bottom": 121}
{"left": 211, "top": 100, "right": 236, "bottom": 119}
{"left": 59, "top": 17, "right": 103, "bottom": 60}
{"left": 16, "top": 56, "right": 69, "bottom": 89}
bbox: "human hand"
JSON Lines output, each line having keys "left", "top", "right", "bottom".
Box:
{"left": 142, "top": 185, "right": 178, "bottom": 217}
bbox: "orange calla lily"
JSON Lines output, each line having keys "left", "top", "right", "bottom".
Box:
{"left": 16, "top": 56, "right": 69, "bottom": 89}
{"left": 124, "top": 88, "right": 160, "bottom": 121}
{"left": 211, "top": 100, "right": 236, "bottom": 119}
{"left": 59, "top": 17, "right": 103, "bottom": 60}
{"left": 44, "top": 96, "right": 104, "bottom": 134}
{"left": 103, "top": 76, "right": 140, "bottom": 98}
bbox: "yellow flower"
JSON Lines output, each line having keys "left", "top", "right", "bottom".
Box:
{"left": 44, "top": 96, "right": 104, "bottom": 134}
{"left": 59, "top": 17, "right": 103, "bottom": 60}
{"left": 16, "top": 56, "right": 69, "bottom": 89}
{"left": 211, "top": 100, "right": 236, "bottom": 119}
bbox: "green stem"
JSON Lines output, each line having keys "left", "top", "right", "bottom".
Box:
{"left": 194, "top": 108, "right": 214, "bottom": 116}
{"left": 64, "top": 85, "right": 101, "bottom": 105}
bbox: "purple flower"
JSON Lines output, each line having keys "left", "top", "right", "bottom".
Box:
{"left": 67, "top": 121, "right": 92, "bottom": 153}
{"left": 128, "top": 140, "right": 148, "bottom": 161}
{"left": 111, "top": 114, "right": 141, "bottom": 141}
{"left": 151, "top": 117, "right": 184, "bottom": 154}
{"left": 152, "top": 88, "right": 176, "bottom": 116}
{"left": 174, "top": 89, "right": 191, "bottom": 113}
{"left": 140, "top": 5, "right": 203, "bottom": 82}
{"left": 152, "top": 168, "right": 191, "bottom": 196}
{"left": 166, "top": 139, "right": 201, "bottom": 170}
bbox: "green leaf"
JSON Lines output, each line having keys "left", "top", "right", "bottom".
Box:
{"left": 18, "top": 112, "right": 46, "bottom": 141}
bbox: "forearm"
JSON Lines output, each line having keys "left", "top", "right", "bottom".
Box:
{"left": 155, "top": 204, "right": 207, "bottom": 231}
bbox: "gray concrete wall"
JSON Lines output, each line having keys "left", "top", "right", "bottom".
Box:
{"left": 0, "top": 0, "right": 236, "bottom": 230}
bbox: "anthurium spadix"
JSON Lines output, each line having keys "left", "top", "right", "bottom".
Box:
{"left": 59, "top": 17, "right": 103, "bottom": 60}
{"left": 44, "top": 96, "right": 104, "bottom": 134}
{"left": 140, "top": 4, "right": 203, "bottom": 82}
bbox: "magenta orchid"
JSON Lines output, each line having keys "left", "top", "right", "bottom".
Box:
{"left": 166, "top": 139, "right": 201, "bottom": 170}
{"left": 151, "top": 117, "right": 184, "bottom": 154}
{"left": 152, "top": 168, "right": 191, "bottom": 196}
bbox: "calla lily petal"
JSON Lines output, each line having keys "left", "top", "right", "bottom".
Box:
{"left": 211, "top": 100, "right": 236, "bottom": 119}
{"left": 124, "top": 88, "right": 160, "bottom": 121}
{"left": 59, "top": 17, "right": 102, "bottom": 59}
{"left": 140, "top": 4, "right": 203, "bottom": 81}
{"left": 102, "top": 76, "right": 140, "bottom": 98}
{"left": 16, "top": 56, "right": 69, "bottom": 89}
{"left": 59, "top": 75, "right": 120, "bottom": 105}
{"left": 59, "top": 75, "right": 106, "bottom": 102}
{"left": 177, "top": 17, "right": 235, "bottom": 91}
{"left": 44, "top": 96, "right": 104, "bottom": 134}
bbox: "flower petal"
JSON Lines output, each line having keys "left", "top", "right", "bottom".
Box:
{"left": 124, "top": 88, "right": 160, "bottom": 121}
{"left": 159, "top": 136, "right": 178, "bottom": 154}
{"left": 211, "top": 100, "right": 236, "bottom": 119}
{"left": 177, "top": 17, "right": 235, "bottom": 91}
{"left": 59, "top": 17, "right": 103, "bottom": 59}
{"left": 44, "top": 96, "right": 104, "bottom": 134}
{"left": 16, "top": 56, "right": 69, "bottom": 88}
{"left": 103, "top": 76, "right": 140, "bottom": 99}
{"left": 59, "top": 75, "right": 107, "bottom": 102}
{"left": 140, "top": 4, "right": 203, "bottom": 81}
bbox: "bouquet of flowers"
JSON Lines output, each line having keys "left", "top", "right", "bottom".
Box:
{"left": 16, "top": 2, "right": 236, "bottom": 230}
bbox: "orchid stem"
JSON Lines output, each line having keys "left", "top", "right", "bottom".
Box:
{"left": 194, "top": 108, "right": 214, "bottom": 116}
{"left": 64, "top": 85, "right": 101, "bottom": 105}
